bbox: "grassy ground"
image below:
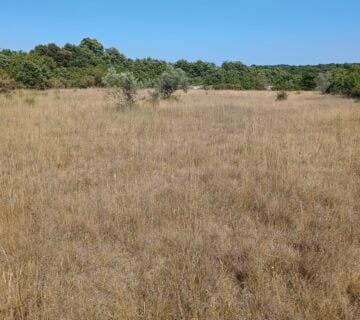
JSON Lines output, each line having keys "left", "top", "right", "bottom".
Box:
{"left": 0, "top": 89, "right": 359, "bottom": 319}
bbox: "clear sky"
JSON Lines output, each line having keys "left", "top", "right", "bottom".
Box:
{"left": 1, "top": 0, "right": 359, "bottom": 65}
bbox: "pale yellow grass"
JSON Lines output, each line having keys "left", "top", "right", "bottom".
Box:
{"left": 0, "top": 89, "right": 359, "bottom": 319}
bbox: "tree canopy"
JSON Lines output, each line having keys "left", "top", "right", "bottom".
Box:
{"left": 0, "top": 38, "right": 359, "bottom": 98}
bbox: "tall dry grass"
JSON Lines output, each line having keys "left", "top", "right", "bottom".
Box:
{"left": 0, "top": 89, "right": 359, "bottom": 319}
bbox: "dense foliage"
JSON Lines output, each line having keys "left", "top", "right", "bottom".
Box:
{"left": 328, "top": 66, "right": 360, "bottom": 98}
{"left": 0, "top": 38, "right": 359, "bottom": 97}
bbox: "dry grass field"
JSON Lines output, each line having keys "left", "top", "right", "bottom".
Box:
{"left": 0, "top": 89, "right": 359, "bottom": 319}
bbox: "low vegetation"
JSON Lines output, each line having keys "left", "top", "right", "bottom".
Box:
{"left": 276, "top": 90, "right": 288, "bottom": 101}
{"left": 103, "top": 67, "right": 138, "bottom": 109}
{"left": 0, "top": 89, "right": 359, "bottom": 319}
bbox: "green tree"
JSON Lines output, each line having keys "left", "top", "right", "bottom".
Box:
{"left": 132, "top": 58, "right": 167, "bottom": 87}
{"left": 158, "top": 66, "right": 189, "bottom": 99}
{"left": 13, "top": 60, "right": 46, "bottom": 88}
{"left": 329, "top": 66, "right": 360, "bottom": 98}
{"left": 300, "top": 71, "right": 317, "bottom": 90}
{"left": 79, "top": 38, "right": 104, "bottom": 56}
{"left": 0, "top": 54, "right": 10, "bottom": 69}
{"left": 105, "top": 48, "right": 127, "bottom": 65}
{"left": 32, "top": 43, "right": 73, "bottom": 67}
{"left": 103, "top": 67, "right": 138, "bottom": 108}
{"left": 10, "top": 55, "right": 54, "bottom": 89}
{"left": 272, "top": 70, "right": 301, "bottom": 90}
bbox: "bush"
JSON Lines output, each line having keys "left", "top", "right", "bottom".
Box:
{"left": 13, "top": 60, "right": 48, "bottom": 89}
{"left": 103, "top": 67, "right": 137, "bottom": 109}
{"left": 276, "top": 91, "right": 288, "bottom": 101}
{"left": 328, "top": 67, "right": 360, "bottom": 98}
{"left": 47, "top": 77, "right": 66, "bottom": 89}
{"left": 0, "top": 76, "right": 17, "bottom": 93}
{"left": 315, "top": 71, "right": 332, "bottom": 94}
{"left": 350, "top": 84, "right": 360, "bottom": 99}
{"left": 272, "top": 70, "right": 301, "bottom": 91}
{"left": 158, "top": 66, "right": 188, "bottom": 99}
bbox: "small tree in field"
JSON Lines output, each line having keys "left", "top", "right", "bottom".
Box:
{"left": 158, "top": 66, "right": 188, "bottom": 99}
{"left": 315, "top": 71, "right": 332, "bottom": 94}
{"left": 103, "top": 67, "right": 137, "bottom": 109}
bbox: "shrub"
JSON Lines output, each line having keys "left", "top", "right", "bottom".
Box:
{"left": 0, "top": 76, "right": 17, "bottom": 93}
{"left": 315, "top": 71, "right": 332, "bottom": 94}
{"left": 351, "top": 84, "right": 360, "bottom": 99}
{"left": 272, "top": 70, "right": 301, "bottom": 91}
{"left": 276, "top": 91, "right": 288, "bottom": 101}
{"left": 47, "top": 77, "right": 66, "bottom": 89}
{"left": 328, "top": 67, "right": 360, "bottom": 98}
{"left": 158, "top": 66, "right": 188, "bottom": 99}
{"left": 103, "top": 67, "right": 138, "bottom": 109}
{"left": 12, "top": 59, "right": 51, "bottom": 89}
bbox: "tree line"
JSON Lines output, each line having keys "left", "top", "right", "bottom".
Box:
{"left": 0, "top": 38, "right": 359, "bottom": 98}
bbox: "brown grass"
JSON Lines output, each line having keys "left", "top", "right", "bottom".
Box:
{"left": 0, "top": 89, "right": 359, "bottom": 319}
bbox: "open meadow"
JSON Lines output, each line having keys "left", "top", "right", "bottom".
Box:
{"left": 0, "top": 89, "right": 359, "bottom": 319}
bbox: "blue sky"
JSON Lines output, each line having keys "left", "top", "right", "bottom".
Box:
{"left": 1, "top": 0, "right": 359, "bottom": 65}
